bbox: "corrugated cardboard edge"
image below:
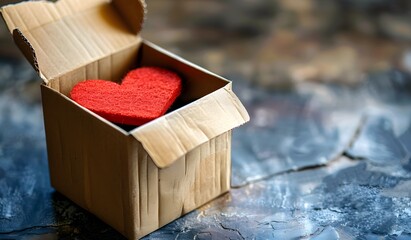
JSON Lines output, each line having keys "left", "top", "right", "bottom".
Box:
{"left": 131, "top": 83, "right": 250, "bottom": 168}
{"left": 12, "top": 29, "right": 44, "bottom": 80}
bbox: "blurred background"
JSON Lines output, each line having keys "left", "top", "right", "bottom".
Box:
{"left": 2, "top": 0, "right": 411, "bottom": 86}
{"left": 143, "top": 0, "right": 411, "bottom": 88}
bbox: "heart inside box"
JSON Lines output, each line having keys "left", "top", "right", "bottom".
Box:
{"left": 47, "top": 41, "right": 228, "bottom": 131}
{"left": 70, "top": 67, "right": 183, "bottom": 127}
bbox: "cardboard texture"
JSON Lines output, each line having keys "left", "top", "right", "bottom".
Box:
{"left": 1, "top": 0, "right": 249, "bottom": 239}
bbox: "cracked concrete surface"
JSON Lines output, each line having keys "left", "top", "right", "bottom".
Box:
{"left": 2, "top": 45, "right": 411, "bottom": 240}
{"left": 231, "top": 113, "right": 366, "bottom": 189}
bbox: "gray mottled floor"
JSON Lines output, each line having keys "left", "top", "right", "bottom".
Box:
{"left": 1, "top": 59, "right": 411, "bottom": 239}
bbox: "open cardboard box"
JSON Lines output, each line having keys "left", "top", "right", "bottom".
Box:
{"left": 1, "top": 0, "right": 249, "bottom": 239}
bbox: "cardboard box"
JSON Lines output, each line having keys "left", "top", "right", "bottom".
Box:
{"left": 1, "top": 0, "right": 249, "bottom": 239}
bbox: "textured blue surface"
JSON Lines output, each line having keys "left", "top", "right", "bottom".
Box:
{"left": 1, "top": 58, "right": 411, "bottom": 239}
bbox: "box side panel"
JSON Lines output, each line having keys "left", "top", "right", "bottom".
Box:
{"left": 41, "top": 85, "right": 133, "bottom": 236}
{"left": 130, "top": 131, "right": 231, "bottom": 239}
{"left": 136, "top": 142, "right": 160, "bottom": 238}
{"left": 158, "top": 131, "right": 231, "bottom": 228}
{"left": 48, "top": 43, "right": 140, "bottom": 96}
{"left": 125, "top": 140, "right": 160, "bottom": 239}
{"left": 222, "top": 130, "right": 232, "bottom": 192}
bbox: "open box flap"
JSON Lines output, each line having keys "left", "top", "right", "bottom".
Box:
{"left": 0, "top": 0, "right": 145, "bottom": 82}
{"left": 130, "top": 83, "right": 250, "bottom": 168}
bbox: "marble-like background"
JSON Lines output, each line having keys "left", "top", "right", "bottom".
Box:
{"left": 1, "top": 0, "right": 411, "bottom": 239}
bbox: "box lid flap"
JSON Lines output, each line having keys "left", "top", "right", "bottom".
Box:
{"left": 130, "top": 83, "right": 250, "bottom": 168}
{"left": 0, "top": 0, "right": 145, "bottom": 81}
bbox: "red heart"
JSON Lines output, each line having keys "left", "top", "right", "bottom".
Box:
{"left": 70, "top": 67, "right": 182, "bottom": 126}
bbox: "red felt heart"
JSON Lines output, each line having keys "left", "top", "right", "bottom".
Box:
{"left": 70, "top": 67, "right": 182, "bottom": 126}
